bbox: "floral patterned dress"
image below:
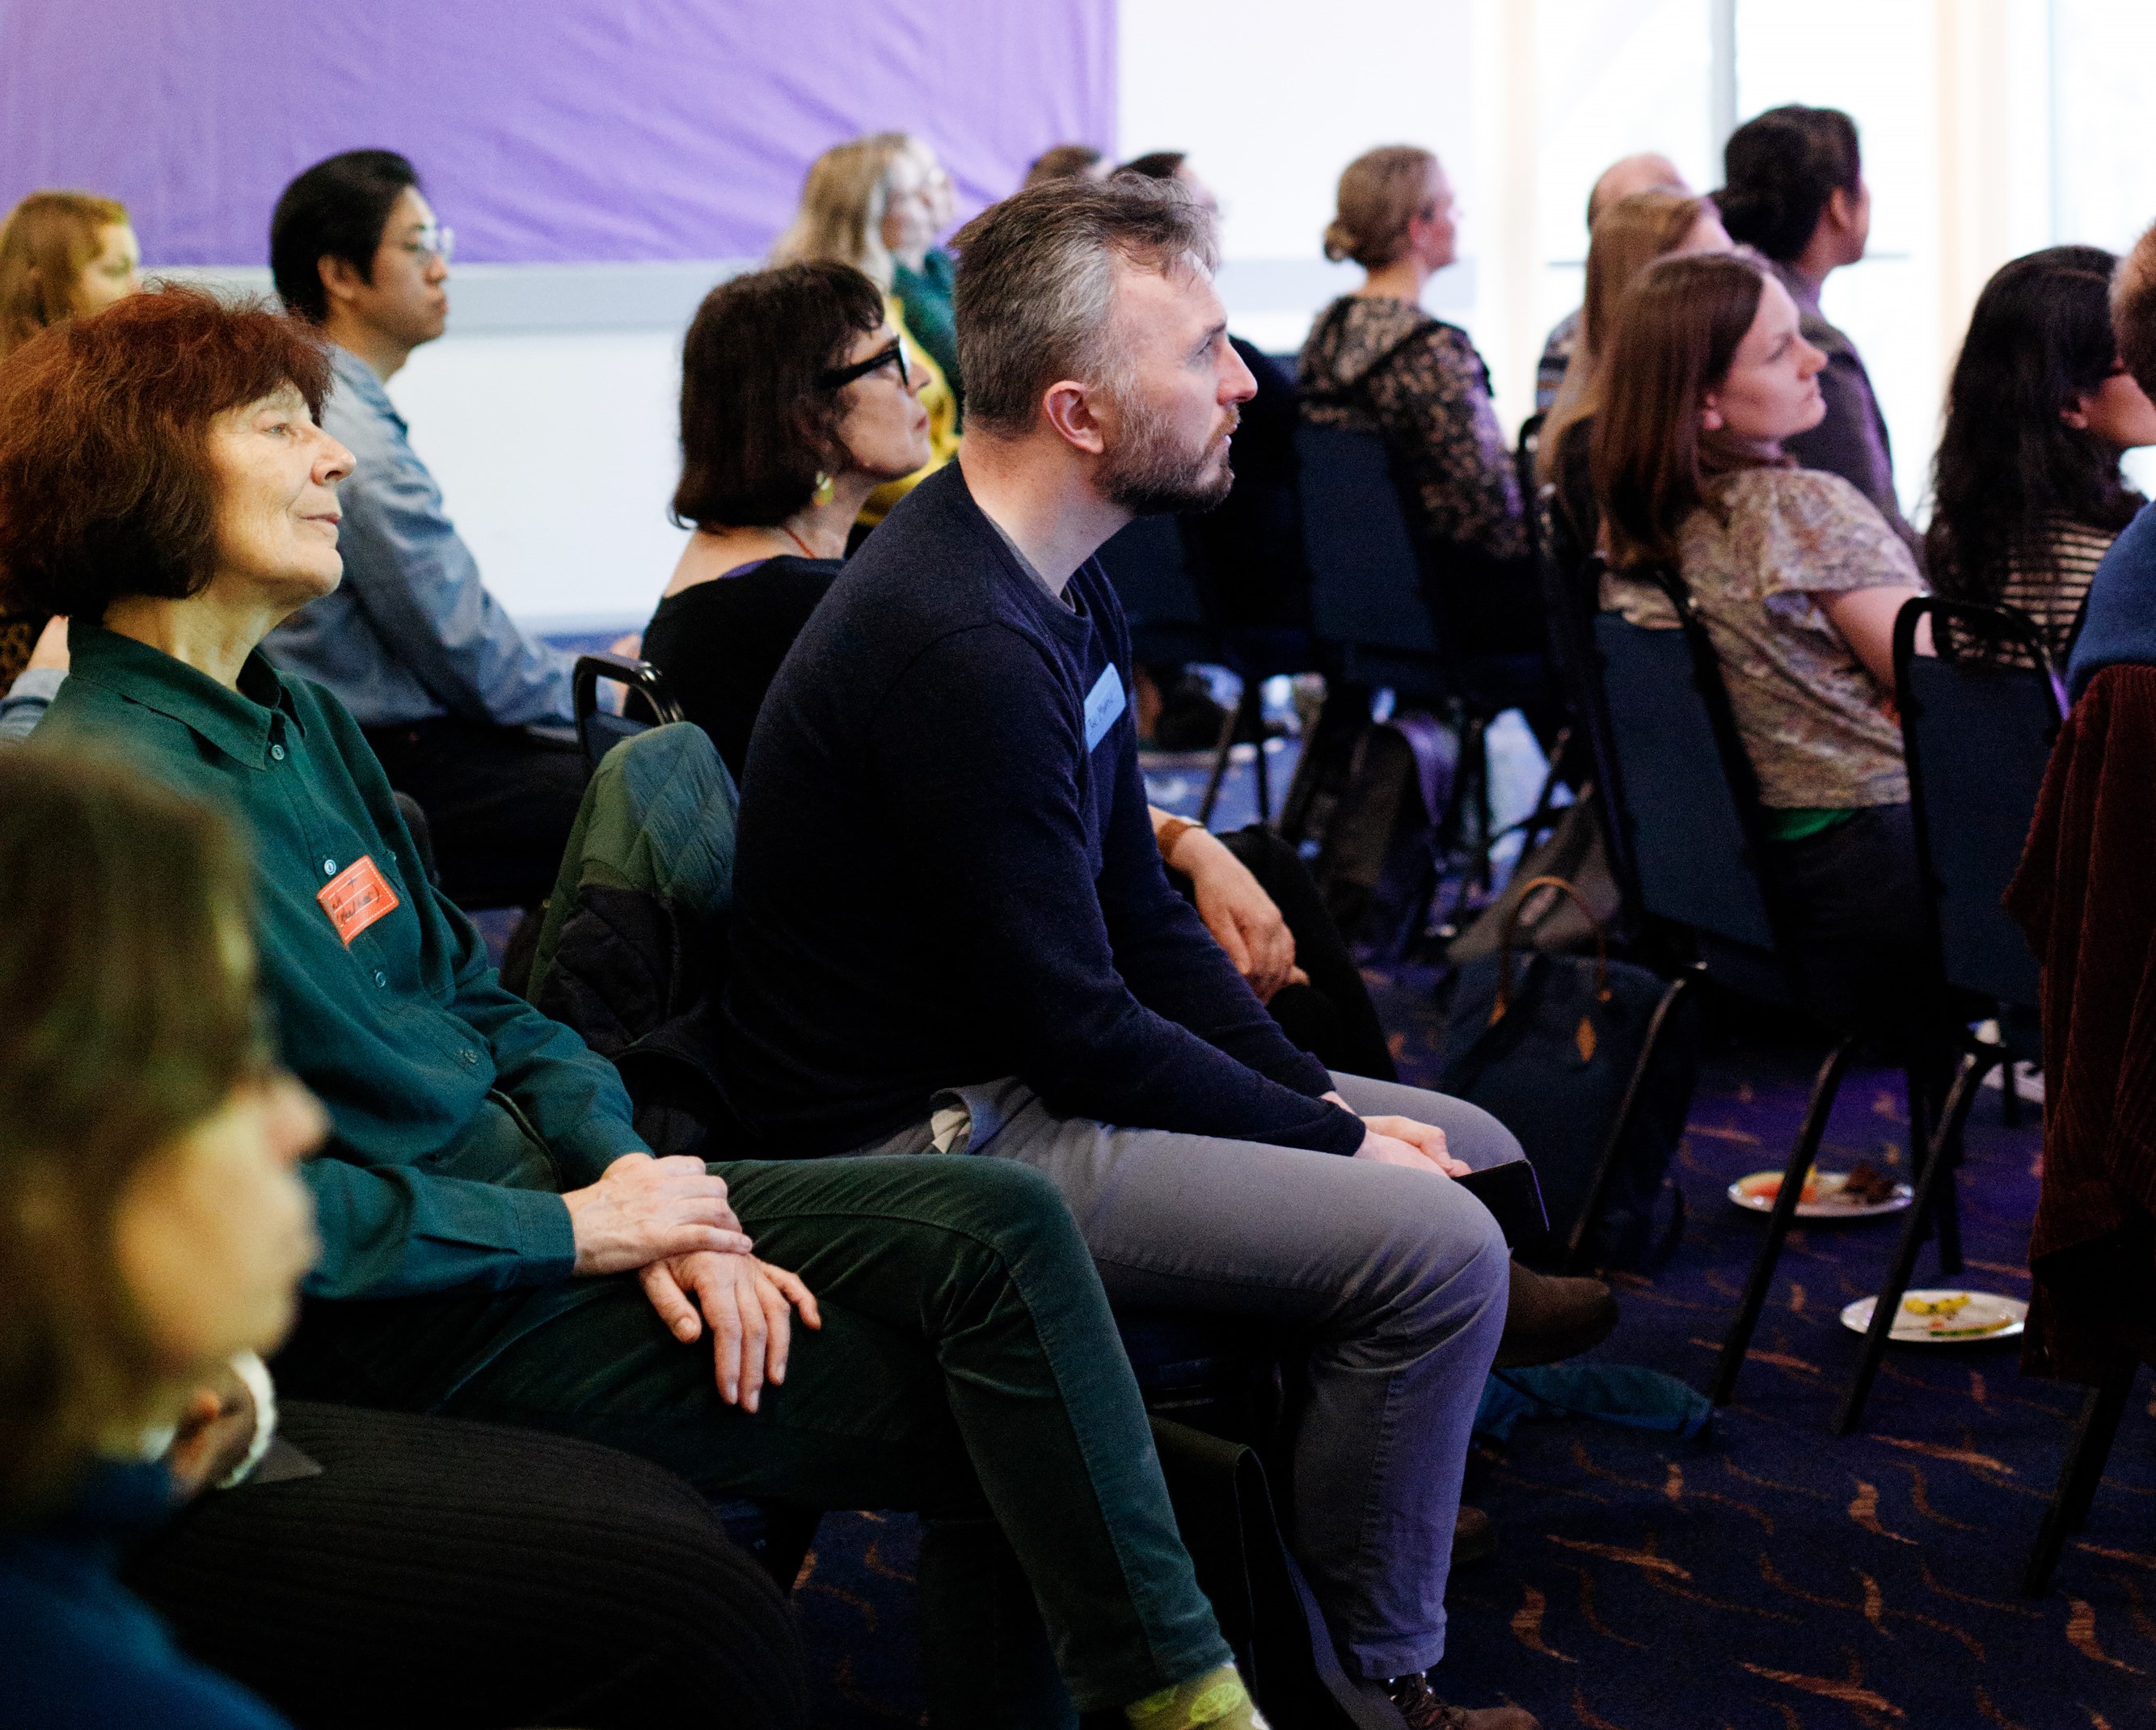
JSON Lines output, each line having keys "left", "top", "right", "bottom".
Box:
{"left": 1298, "top": 295, "right": 1528, "bottom": 568}
{"left": 1601, "top": 466, "right": 1921, "bottom": 811}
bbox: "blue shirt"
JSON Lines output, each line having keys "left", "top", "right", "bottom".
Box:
{"left": 265, "top": 346, "right": 576, "bottom": 730}
{"left": 0, "top": 1462, "right": 292, "bottom": 1730}
{"left": 2070, "top": 498, "right": 2156, "bottom": 700}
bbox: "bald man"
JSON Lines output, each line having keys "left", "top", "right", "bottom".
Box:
{"left": 1534, "top": 153, "right": 1690, "bottom": 415}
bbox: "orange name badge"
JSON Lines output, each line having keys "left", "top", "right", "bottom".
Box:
{"left": 317, "top": 855, "right": 401, "bottom": 947}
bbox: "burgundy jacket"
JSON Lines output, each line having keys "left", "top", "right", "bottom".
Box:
{"left": 2006, "top": 664, "right": 2156, "bottom": 1381}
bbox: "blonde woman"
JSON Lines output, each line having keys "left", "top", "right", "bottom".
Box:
{"left": 1300, "top": 146, "right": 1538, "bottom": 660}
{"left": 772, "top": 136, "right": 959, "bottom": 525}
{"left": 1537, "top": 188, "right": 1730, "bottom": 569}
{"left": 0, "top": 191, "right": 141, "bottom": 691}
{"left": 0, "top": 189, "right": 141, "bottom": 361}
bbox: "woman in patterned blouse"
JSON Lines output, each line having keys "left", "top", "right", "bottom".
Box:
{"left": 1927, "top": 247, "right": 2155, "bottom": 667}
{"left": 1593, "top": 251, "right": 1928, "bottom": 1034}
{"left": 1300, "top": 146, "right": 1541, "bottom": 663}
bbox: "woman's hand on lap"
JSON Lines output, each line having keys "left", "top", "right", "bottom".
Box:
{"left": 563, "top": 1152, "right": 752, "bottom": 1275}
{"left": 639, "top": 1251, "right": 822, "bottom": 1411}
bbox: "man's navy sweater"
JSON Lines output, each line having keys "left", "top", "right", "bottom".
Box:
{"left": 724, "top": 462, "right": 1365, "bottom": 1158}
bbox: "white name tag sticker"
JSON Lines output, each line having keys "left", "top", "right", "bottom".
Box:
{"left": 1082, "top": 664, "right": 1127, "bottom": 752}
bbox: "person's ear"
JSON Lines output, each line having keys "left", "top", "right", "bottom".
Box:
{"left": 2061, "top": 392, "right": 2095, "bottom": 432}
{"left": 317, "top": 253, "right": 366, "bottom": 313}
{"left": 1040, "top": 378, "right": 1108, "bottom": 457}
{"left": 1825, "top": 185, "right": 1860, "bottom": 237}
{"left": 1699, "top": 395, "right": 1725, "bottom": 432}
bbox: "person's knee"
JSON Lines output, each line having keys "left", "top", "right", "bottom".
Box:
{"left": 1330, "top": 1073, "right": 1524, "bottom": 1171}
{"left": 922, "top": 1154, "right": 1092, "bottom": 1272}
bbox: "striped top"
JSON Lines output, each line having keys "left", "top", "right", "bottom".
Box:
{"left": 1996, "top": 517, "right": 2119, "bottom": 665}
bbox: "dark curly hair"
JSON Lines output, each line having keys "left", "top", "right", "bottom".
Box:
{"left": 1926, "top": 246, "right": 2143, "bottom": 614}
{"left": 1718, "top": 106, "right": 1861, "bottom": 264}
{"left": 0, "top": 285, "right": 331, "bottom": 623}
{"left": 671, "top": 262, "right": 885, "bottom": 530}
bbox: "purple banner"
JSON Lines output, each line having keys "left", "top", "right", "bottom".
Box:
{"left": 1, "top": 0, "right": 1116, "bottom": 265}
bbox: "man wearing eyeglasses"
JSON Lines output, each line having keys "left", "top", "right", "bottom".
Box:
{"left": 266, "top": 150, "right": 584, "bottom": 914}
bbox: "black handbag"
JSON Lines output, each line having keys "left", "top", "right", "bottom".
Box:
{"left": 1437, "top": 876, "right": 1701, "bottom": 1272}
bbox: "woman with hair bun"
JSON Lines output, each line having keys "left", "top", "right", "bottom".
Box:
{"left": 1927, "top": 245, "right": 2155, "bottom": 664}
{"left": 1300, "top": 146, "right": 1540, "bottom": 668}
{"left": 1716, "top": 105, "right": 1911, "bottom": 547}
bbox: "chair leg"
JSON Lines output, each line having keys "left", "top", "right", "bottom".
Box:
{"left": 1196, "top": 686, "right": 1254, "bottom": 829}
{"left": 1834, "top": 1049, "right": 1997, "bottom": 1435}
{"left": 1711, "top": 1036, "right": 1856, "bottom": 1406}
{"left": 1277, "top": 681, "right": 1369, "bottom": 846}
{"left": 1253, "top": 713, "right": 1273, "bottom": 826}
{"left": 2025, "top": 1369, "right": 2137, "bottom": 1597}
{"left": 1933, "top": 1163, "right": 1964, "bottom": 1277}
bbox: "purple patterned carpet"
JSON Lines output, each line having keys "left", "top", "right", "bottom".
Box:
{"left": 792, "top": 979, "right": 2152, "bottom": 1729}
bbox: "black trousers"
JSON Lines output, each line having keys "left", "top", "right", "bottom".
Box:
{"left": 363, "top": 719, "right": 587, "bottom": 911}
{"left": 124, "top": 1402, "right": 807, "bottom": 1730}
{"left": 1196, "top": 824, "right": 1399, "bottom": 1082}
{"left": 1761, "top": 802, "right": 1928, "bottom": 1036}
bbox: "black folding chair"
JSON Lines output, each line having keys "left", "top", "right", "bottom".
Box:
{"left": 1286, "top": 423, "right": 1501, "bottom": 912}
{"left": 1589, "top": 567, "right": 1939, "bottom": 1406}
{"left": 571, "top": 652, "right": 686, "bottom": 779}
{"left": 1096, "top": 512, "right": 1285, "bottom": 828}
{"left": 1835, "top": 598, "right": 2063, "bottom": 1436}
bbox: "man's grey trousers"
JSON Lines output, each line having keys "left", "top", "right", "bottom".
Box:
{"left": 859, "top": 1070, "right": 1513, "bottom": 1680}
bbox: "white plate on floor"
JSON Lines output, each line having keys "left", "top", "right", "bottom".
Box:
{"left": 1728, "top": 1170, "right": 1913, "bottom": 1220}
{"left": 1839, "top": 1289, "right": 2027, "bottom": 1343}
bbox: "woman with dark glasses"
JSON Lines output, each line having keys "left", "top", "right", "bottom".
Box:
{"left": 641, "top": 262, "right": 933, "bottom": 781}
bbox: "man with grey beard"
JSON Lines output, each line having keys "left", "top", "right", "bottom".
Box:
{"left": 724, "top": 175, "right": 1545, "bottom": 1730}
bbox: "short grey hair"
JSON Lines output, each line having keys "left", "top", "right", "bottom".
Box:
{"left": 952, "top": 175, "right": 1219, "bottom": 437}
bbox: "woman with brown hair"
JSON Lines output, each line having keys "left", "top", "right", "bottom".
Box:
{"left": 770, "top": 137, "right": 960, "bottom": 526}
{"left": 0, "top": 748, "right": 812, "bottom": 1728}
{"left": 0, "top": 190, "right": 141, "bottom": 694}
{"left": 643, "top": 261, "right": 933, "bottom": 780}
{"left": 1592, "top": 251, "right": 1926, "bottom": 1031}
{"left": 1300, "top": 146, "right": 1538, "bottom": 660}
{"left": 1536, "top": 188, "right": 1729, "bottom": 572}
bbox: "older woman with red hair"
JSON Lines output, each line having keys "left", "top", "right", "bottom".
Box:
{"left": 1, "top": 286, "right": 1251, "bottom": 1730}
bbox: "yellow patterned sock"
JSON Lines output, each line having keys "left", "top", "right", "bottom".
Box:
{"left": 1124, "top": 1664, "right": 1266, "bottom": 1730}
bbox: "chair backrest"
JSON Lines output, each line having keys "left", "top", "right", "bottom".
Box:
{"left": 1095, "top": 514, "right": 1215, "bottom": 668}
{"left": 572, "top": 653, "right": 687, "bottom": 778}
{"left": 1536, "top": 529, "right": 1643, "bottom": 919}
{"left": 1893, "top": 598, "right": 2064, "bottom": 1008}
{"left": 1294, "top": 423, "right": 1449, "bottom": 698}
{"left": 1513, "top": 414, "right": 1545, "bottom": 567}
{"left": 1589, "top": 568, "right": 1778, "bottom": 954}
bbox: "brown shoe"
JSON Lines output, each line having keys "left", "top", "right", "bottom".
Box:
{"left": 1385, "top": 1672, "right": 1539, "bottom": 1730}
{"left": 1452, "top": 1503, "right": 1496, "bottom": 1569}
{"left": 1492, "top": 1261, "right": 1618, "bottom": 1369}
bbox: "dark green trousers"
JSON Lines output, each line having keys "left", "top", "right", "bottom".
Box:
{"left": 275, "top": 1154, "right": 1227, "bottom": 1720}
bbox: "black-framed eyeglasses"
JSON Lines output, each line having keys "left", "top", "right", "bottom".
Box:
{"left": 822, "top": 340, "right": 909, "bottom": 390}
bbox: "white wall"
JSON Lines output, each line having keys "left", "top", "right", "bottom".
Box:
{"left": 1118, "top": 0, "right": 1481, "bottom": 355}
{"left": 386, "top": 328, "right": 689, "bottom": 631}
